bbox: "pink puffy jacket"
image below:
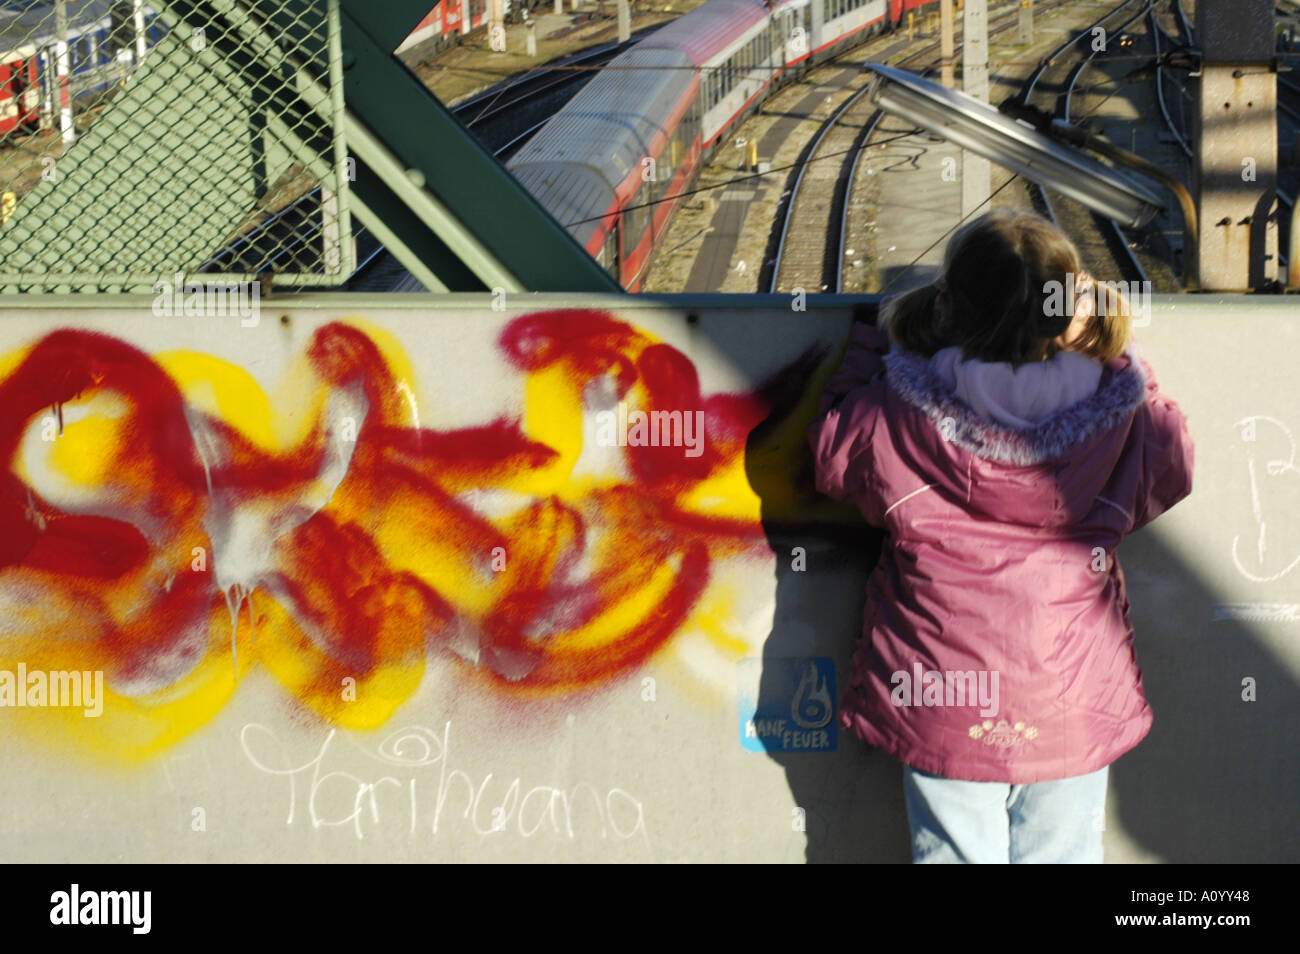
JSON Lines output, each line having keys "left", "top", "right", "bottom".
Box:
{"left": 809, "top": 323, "right": 1194, "bottom": 783}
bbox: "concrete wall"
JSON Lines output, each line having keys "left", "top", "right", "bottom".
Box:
{"left": 0, "top": 292, "right": 1295, "bottom": 862}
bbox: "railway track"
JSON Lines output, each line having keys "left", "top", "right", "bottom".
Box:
{"left": 201, "top": 35, "right": 639, "bottom": 288}
{"left": 834, "top": 0, "right": 1154, "bottom": 294}
{"left": 1021, "top": 0, "right": 1155, "bottom": 288}
{"left": 766, "top": 0, "right": 1082, "bottom": 294}
{"left": 1021, "top": 0, "right": 1194, "bottom": 290}
{"left": 205, "top": 106, "right": 556, "bottom": 285}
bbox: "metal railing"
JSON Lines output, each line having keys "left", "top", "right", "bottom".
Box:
{"left": 0, "top": 0, "right": 354, "bottom": 291}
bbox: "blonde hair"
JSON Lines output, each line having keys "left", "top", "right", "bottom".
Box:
{"left": 880, "top": 210, "right": 1131, "bottom": 365}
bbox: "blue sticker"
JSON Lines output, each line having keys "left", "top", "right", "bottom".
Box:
{"left": 738, "top": 657, "right": 836, "bottom": 753}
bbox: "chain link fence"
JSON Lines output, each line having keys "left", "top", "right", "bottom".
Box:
{"left": 0, "top": 0, "right": 354, "bottom": 292}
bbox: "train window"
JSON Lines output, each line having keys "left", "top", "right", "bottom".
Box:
{"left": 601, "top": 224, "right": 619, "bottom": 279}
{"left": 623, "top": 184, "right": 651, "bottom": 255}
{"left": 651, "top": 158, "right": 670, "bottom": 209}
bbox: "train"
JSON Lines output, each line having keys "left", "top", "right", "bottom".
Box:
{"left": 3, "top": 1, "right": 518, "bottom": 138}
{"left": 508, "top": 0, "right": 949, "bottom": 290}
{"left": 396, "top": 0, "right": 496, "bottom": 56}
{"left": 0, "top": 1, "right": 168, "bottom": 137}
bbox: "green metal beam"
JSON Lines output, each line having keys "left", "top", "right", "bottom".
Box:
{"left": 339, "top": 0, "right": 439, "bottom": 54}
{"left": 337, "top": 0, "right": 624, "bottom": 293}
{"left": 0, "top": 0, "right": 622, "bottom": 294}
{"left": 0, "top": 0, "right": 343, "bottom": 291}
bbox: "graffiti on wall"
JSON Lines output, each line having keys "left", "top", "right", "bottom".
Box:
{"left": 0, "top": 309, "right": 831, "bottom": 761}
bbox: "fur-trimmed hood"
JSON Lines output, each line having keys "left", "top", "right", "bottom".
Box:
{"left": 808, "top": 323, "right": 1195, "bottom": 783}
{"left": 882, "top": 346, "right": 1147, "bottom": 466}
{"left": 878, "top": 345, "right": 1149, "bottom": 529}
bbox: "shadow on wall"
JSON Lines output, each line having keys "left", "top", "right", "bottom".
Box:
{"left": 738, "top": 306, "right": 1300, "bottom": 863}
{"left": 742, "top": 300, "right": 911, "bottom": 863}
{"left": 1110, "top": 528, "right": 1300, "bottom": 863}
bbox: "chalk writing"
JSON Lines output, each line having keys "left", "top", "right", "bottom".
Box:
{"left": 239, "top": 721, "right": 648, "bottom": 843}
{"left": 1232, "top": 416, "right": 1300, "bottom": 583}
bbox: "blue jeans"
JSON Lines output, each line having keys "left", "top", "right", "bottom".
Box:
{"left": 902, "top": 764, "right": 1109, "bottom": 863}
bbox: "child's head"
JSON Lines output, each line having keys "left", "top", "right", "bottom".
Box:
{"left": 880, "top": 210, "right": 1131, "bottom": 365}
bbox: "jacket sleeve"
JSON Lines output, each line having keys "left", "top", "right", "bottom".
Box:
{"left": 1126, "top": 356, "right": 1195, "bottom": 533}
{"left": 807, "top": 323, "right": 890, "bottom": 517}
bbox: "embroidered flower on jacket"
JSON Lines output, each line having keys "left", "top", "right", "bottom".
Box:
{"left": 968, "top": 719, "right": 1038, "bottom": 747}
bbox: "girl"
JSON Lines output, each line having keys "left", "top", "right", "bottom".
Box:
{"left": 809, "top": 210, "right": 1194, "bottom": 863}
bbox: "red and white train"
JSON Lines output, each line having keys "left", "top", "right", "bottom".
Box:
{"left": 2, "top": 0, "right": 492, "bottom": 138}
{"left": 396, "top": 0, "right": 496, "bottom": 55}
{"left": 1, "top": 2, "right": 169, "bottom": 138}
{"left": 509, "top": 0, "right": 947, "bottom": 290}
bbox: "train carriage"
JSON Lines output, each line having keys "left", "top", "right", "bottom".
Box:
{"left": 509, "top": 44, "right": 699, "bottom": 283}
{"left": 0, "top": 42, "right": 39, "bottom": 135}
{"left": 508, "top": 0, "right": 937, "bottom": 289}
{"left": 0, "top": 1, "right": 164, "bottom": 137}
